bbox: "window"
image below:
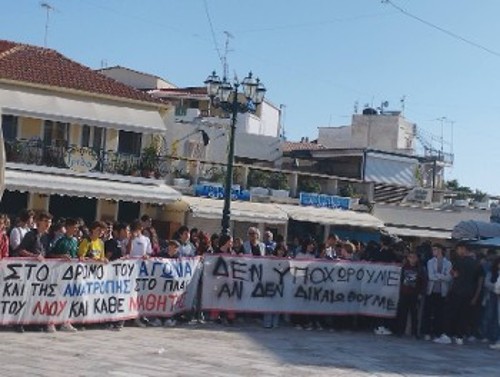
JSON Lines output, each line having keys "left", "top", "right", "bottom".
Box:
{"left": 44, "top": 120, "right": 69, "bottom": 147}
{"left": 81, "top": 125, "right": 106, "bottom": 150}
{"left": 1, "top": 115, "right": 18, "bottom": 141}
{"left": 81, "top": 125, "right": 91, "bottom": 147}
{"left": 93, "top": 127, "right": 105, "bottom": 150}
{"left": 118, "top": 130, "right": 142, "bottom": 156}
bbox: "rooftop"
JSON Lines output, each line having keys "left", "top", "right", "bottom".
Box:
{"left": 282, "top": 140, "right": 325, "bottom": 153}
{"left": 0, "top": 40, "right": 162, "bottom": 105}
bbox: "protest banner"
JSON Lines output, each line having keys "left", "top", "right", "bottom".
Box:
{"left": 202, "top": 255, "right": 401, "bottom": 317}
{"left": 0, "top": 257, "right": 202, "bottom": 325}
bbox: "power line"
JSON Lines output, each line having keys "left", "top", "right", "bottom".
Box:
{"left": 203, "top": 0, "right": 224, "bottom": 70}
{"left": 382, "top": 0, "right": 500, "bottom": 58}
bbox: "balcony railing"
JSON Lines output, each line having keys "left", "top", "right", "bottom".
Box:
{"left": 4, "top": 138, "right": 375, "bottom": 203}
{"left": 4, "top": 138, "right": 156, "bottom": 178}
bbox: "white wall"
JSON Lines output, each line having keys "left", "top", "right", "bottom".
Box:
{"left": 318, "top": 114, "right": 416, "bottom": 154}
{"left": 318, "top": 126, "right": 352, "bottom": 148}
{"left": 258, "top": 101, "right": 280, "bottom": 137}
{"left": 98, "top": 67, "right": 176, "bottom": 90}
{"left": 166, "top": 119, "right": 282, "bottom": 164}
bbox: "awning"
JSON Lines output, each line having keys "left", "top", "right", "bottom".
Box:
{"left": 384, "top": 226, "right": 451, "bottom": 239}
{"left": 0, "top": 88, "right": 166, "bottom": 133}
{"left": 277, "top": 204, "right": 384, "bottom": 229}
{"left": 5, "top": 169, "right": 181, "bottom": 204}
{"left": 180, "top": 196, "right": 288, "bottom": 224}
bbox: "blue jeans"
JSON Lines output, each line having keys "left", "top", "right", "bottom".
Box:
{"left": 481, "top": 293, "right": 499, "bottom": 342}
{"left": 263, "top": 313, "right": 280, "bottom": 328}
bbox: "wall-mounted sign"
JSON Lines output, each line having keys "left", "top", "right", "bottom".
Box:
{"left": 64, "top": 147, "right": 99, "bottom": 173}
{"left": 195, "top": 183, "right": 250, "bottom": 201}
{"left": 299, "top": 192, "right": 351, "bottom": 210}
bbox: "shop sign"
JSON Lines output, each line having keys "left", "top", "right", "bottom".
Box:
{"left": 195, "top": 183, "right": 250, "bottom": 201}
{"left": 299, "top": 192, "right": 351, "bottom": 210}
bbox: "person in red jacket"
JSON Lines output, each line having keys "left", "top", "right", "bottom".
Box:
{"left": 0, "top": 213, "right": 9, "bottom": 259}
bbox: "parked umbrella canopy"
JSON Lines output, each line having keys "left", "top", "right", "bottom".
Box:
{"left": 468, "top": 237, "right": 500, "bottom": 248}
{"left": 452, "top": 220, "right": 500, "bottom": 240}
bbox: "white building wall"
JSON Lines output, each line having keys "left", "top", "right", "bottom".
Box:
{"left": 318, "top": 114, "right": 415, "bottom": 154}
{"left": 258, "top": 101, "right": 280, "bottom": 137}
{"left": 318, "top": 126, "right": 352, "bottom": 148}
{"left": 98, "top": 67, "right": 176, "bottom": 90}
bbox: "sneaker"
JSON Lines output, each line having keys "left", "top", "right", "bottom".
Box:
{"left": 433, "top": 334, "right": 452, "bottom": 344}
{"left": 164, "top": 319, "right": 177, "bottom": 327}
{"left": 134, "top": 318, "right": 146, "bottom": 328}
{"left": 489, "top": 342, "right": 500, "bottom": 350}
{"left": 197, "top": 318, "right": 206, "bottom": 325}
{"left": 110, "top": 325, "right": 123, "bottom": 332}
{"left": 454, "top": 337, "right": 464, "bottom": 346}
{"left": 424, "top": 334, "right": 432, "bottom": 341}
{"left": 150, "top": 318, "right": 163, "bottom": 327}
{"left": 374, "top": 326, "right": 392, "bottom": 336}
{"left": 60, "top": 323, "right": 77, "bottom": 333}
{"left": 46, "top": 324, "right": 57, "bottom": 333}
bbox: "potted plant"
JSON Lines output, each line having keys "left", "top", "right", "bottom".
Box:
{"left": 141, "top": 144, "right": 159, "bottom": 178}
{"left": 173, "top": 168, "right": 191, "bottom": 187}
{"left": 248, "top": 169, "right": 271, "bottom": 196}
{"left": 269, "top": 172, "right": 290, "bottom": 198}
{"left": 298, "top": 176, "right": 321, "bottom": 194}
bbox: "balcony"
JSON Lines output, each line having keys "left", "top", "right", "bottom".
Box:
{"left": 4, "top": 138, "right": 154, "bottom": 178}
{"left": 3, "top": 138, "right": 375, "bottom": 207}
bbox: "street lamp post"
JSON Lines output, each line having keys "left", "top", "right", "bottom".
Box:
{"left": 204, "top": 71, "right": 266, "bottom": 236}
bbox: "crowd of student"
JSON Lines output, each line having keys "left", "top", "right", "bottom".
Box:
{"left": 0, "top": 208, "right": 499, "bottom": 350}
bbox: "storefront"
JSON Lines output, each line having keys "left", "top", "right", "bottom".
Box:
{"left": 2, "top": 167, "right": 182, "bottom": 222}
{"left": 165, "top": 196, "right": 289, "bottom": 239}
{"left": 277, "top": 204, "right": 384, "bottom": 243}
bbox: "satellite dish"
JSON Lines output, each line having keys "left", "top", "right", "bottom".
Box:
{"left": 382, "top": 101, "right": 389, "bottom": 108}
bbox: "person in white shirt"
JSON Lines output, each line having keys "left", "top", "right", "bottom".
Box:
{"left": 9, "top": 209, "right": 34, "bottom": 251}
{"left": 126, "top": 220, "right": 152, "bottom": 259}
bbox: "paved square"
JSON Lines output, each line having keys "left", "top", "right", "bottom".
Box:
{"left": 0, "top": 323, "right": 498, "bottom": 376}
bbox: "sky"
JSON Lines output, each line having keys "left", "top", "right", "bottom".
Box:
{"left": 1, "top": 0, "right": 500, "bottom": 194}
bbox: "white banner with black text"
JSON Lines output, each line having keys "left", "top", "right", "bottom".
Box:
{"left": 0, "top": 257, "right": 202, "bottom": 325}
{"left": 201, "top": 255, "right": 401, "bottom": 318}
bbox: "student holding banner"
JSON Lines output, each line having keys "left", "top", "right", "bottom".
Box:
{"left": 15, "top": 211, "right": 52, "bottom": 259}
{"left": 211, "top": 234, "right": 236, "bottom": 326}
{"left": 78, "top": 221, "right": 107, "bottom": 261}
{"left": 14, "top": 211, "right": 53, "bottom": 333}
{"left": 48, "top": 218, "right": 79, "bottom": 260}
{"left": 9, "top": 209, "right": 34, "bottom": 253}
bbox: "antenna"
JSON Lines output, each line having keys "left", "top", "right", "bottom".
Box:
{"left": 40, "top": 2, "right": 55, "bottom": 47}
{"left": 279, "top": 104, "right": 287, "bottom": 140}
{"left": 400, "top": 95, "right": 406, "bottom": 113}
{"left": 378, "top": 100, "right": 389, "bottom": 114}
{"left": 222, "top": 31, "right": 233, "bottom": 79}
{"left": 353, "top": 101, "right": 359, "bottom": 114}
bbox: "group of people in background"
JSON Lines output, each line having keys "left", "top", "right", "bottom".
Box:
{"left": 0, "top": 208, "right": 499, "bottom": 351}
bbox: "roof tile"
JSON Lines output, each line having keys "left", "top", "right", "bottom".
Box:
{"left": 0, "top": 40, "right": 162, "bottom": 104}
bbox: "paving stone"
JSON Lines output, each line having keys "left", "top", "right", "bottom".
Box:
{"left": 0, "top": 324, "right": 498, "bottom": 376}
